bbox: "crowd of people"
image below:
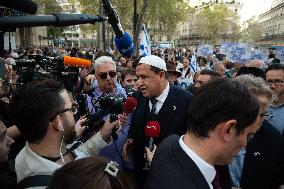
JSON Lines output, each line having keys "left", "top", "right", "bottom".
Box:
{"left": 0, "top": 45, "right": 284, "bottom": 189}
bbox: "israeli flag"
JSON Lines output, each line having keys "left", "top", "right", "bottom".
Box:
{"left": 139, "top": 24, "right": 151, "bottom": 57}
{"left": 190, "top": 52, "right": 198, "bottom": 73}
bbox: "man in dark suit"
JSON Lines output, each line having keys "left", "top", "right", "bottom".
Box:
{"left": 218, "top": 74, "right": 284, "bottom": 189}
{"left": 122, "top": 55, "right": 192, "bottom": 185}
{"left": 145, "top": 78, "right": 261, "bottom": 189}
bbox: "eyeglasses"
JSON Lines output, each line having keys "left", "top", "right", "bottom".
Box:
{"left": 99, "top": 71, "right": 116, "bottom": 80}
{"left": 49, "top": 104, "right": 78, "bottom": 121}
{"left": 266, "top": 79, "right": 284, "bottom": 86}
{"left": 260, "top": 112, "right": 274, "bottom": 121}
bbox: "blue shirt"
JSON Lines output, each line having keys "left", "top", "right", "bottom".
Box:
{"left": 86, "top": 81, "right": 133, "bottom": 169}
{"left": 228, "top": 148, "right": 246, "bottom": 187}
{"left": 267, "top": 104, "right": 284, "bottom": 135}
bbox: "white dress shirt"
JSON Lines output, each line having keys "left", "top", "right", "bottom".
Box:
{"left": 149, "top": 82, "right": 170, "bottom": 114}
{"left": 179, "top": 135, "right": 216, "bottom": 189}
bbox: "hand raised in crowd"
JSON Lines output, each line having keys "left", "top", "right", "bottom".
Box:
{"left": 100, "top": 117, "right": 120, "bottom": 142}
{"left": 118, "top": 113, "right": 127, "bottom": 127}
{"left": 75, "top": 116, "right": 87, "bottom": 138}
{"left": 122, "top": 138, "right": 134, "bottom": 162}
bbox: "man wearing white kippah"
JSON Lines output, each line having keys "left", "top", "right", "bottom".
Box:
{"left": 123, "top": 55, "right": 192, "bottom": 187}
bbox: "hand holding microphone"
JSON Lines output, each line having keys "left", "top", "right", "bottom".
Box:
{"left": 144, "top": 121, "right": 160, "bottom": 169}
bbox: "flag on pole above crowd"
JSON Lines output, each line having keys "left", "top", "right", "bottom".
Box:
{"left": 139, "top": 24, "right": 151, "bottom": 57}
{"left": 190, "top": 52, "right": 198, "bottom": 73}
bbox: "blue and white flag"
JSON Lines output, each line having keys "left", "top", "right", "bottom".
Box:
{"left": 139, "top": 24, "right": 151, "bottom": 57}
{"left": 197, "top": 44, "right": 213, "bottom": 57}
{"left": 190, "top": 52, "right": 198, "bottom": 73}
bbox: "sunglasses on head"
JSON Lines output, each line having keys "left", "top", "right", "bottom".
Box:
{"left": 99, "top": 71, "right": 117, "bottom": 79}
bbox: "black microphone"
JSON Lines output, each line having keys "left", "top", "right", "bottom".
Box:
{"left": 102, "top": 0, "right": 134, "bottom": 58}
{"left": 0, "top": 0, "right": 38, "bottom": 15}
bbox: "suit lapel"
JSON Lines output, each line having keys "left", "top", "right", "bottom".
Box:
{"left": 172, "top": 139, "right": 211, "bottom": 189}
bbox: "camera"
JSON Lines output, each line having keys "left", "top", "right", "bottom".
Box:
{"left": 78, "top": 92, "right": 125, "bottom": 142}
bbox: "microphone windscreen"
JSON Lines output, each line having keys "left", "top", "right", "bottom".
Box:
{"left": 145, "top": 121, "right": 160, "bottom": 138}
{"left": 0, "top": 0, "right": 38, "bottom": 14}
{"left": 124, "top": 96, "right": 137, "bottom": 114}
{"left": 63, "top": 56, "right": 92, "bottom": 69}
{"left": 114, "top": 32, "right": 134, "bottom": 58}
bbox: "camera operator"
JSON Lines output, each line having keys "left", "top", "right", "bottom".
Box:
{"left": 85, "top": 56, "right": 129, "bottom": 169}
{"left": 11, "top": 79, "right": 120, "bottom": 189}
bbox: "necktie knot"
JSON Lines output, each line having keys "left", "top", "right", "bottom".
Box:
{"left": 150, "top": 98, "right": 158, "bottom": 114}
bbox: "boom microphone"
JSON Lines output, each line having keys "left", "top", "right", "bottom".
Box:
{"left": 145, "top": 121, "right": 160, "bottom": 151}
{"left": 63, "top": 56, "right": 92, "bottom": 69}
{"left": 123, "top": 96, "right": 137, "bottom": 115}
{"left": 102, "top": 0, "right": 134, "bottom": 58}
{"left": 0, "top": 0, "right": 38, "bottom": 15}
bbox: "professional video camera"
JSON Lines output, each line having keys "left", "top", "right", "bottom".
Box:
{"left": 13, "top": 55, "right": 87, "bottom": 92}
{"left": 78, "top": 92, "right": 126, "bottom": 142}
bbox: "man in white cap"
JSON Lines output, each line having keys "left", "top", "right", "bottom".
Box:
{"left": 123, "top": 55, "right": 192, "bottom": 186}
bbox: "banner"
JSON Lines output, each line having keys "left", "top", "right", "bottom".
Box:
{"left": 197, "top": 44, "right": 213, "bottom": 57}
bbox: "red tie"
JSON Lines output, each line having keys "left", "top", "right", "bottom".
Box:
{"left": 212, "top": 168, "right": 220, "bottom": 189}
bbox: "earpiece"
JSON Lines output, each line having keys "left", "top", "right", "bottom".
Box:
{"left": 59, "top": 123, "right": 64, "bottom": 132}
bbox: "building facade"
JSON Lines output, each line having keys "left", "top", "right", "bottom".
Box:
{"left": 175, "top": 0, "right": 242, "bottom": 47}
{"left": 258, "top": 0, "right": 284, "bottom": 47}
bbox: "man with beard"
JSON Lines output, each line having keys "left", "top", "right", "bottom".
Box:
{"left": 265, "top": 63, "right": 284, "bottom": 134}
{"left": 11, "top": 79, "right": 119, "bottom": 188}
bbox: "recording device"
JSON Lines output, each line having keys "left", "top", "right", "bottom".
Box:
{"left": 123, "top": 96, "right": 137, "bottom": 115}
{"left": 0, "top": 0, "right": 38, "bottom": 15}
{"left": 124, "top": 85, "right": 135, "bottom": 96}
{"left": 102, "top": 0, "right": 134, "bottom": 58}
{"left": 144, "top": 120, "right": 160, "bottom": 169}
{"left": 144, "top": 121, "right": 160, "bottom": 151}
{"left": 12, "top": 55, "right": 92, "bottom": 92}
{"left": 0, "top": 13, "right": 106, "bottom": 31}
{"left": 79, "top": 92, "right": 126, "bottom": 142}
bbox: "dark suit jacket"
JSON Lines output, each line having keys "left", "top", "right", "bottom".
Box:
{"left": 144, "top": 134, "right": 210, "bottom": 189}
{"left": 219, "top": 120, "right": 284, "bottom": 189}
{"left": 128, "top": 85, "right": 192, "bottom": 172}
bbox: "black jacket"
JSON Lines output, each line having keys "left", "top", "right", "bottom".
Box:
{"left": 144, "top": 134, "right": 210, "bottom": 189}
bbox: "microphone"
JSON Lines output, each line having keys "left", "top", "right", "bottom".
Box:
{"left": 63, "top": 56, "right": 92, "bottom": 69}
{"left": 123, "top": 96, "right": 137, "bottom": 115}
{"left": 144, "top": 121, "right": 160, "bottom": 151}
{"left": 102, "top": 0, "right": 134, "bottom": 58}
{"left": 0, "top": 0, "right": 38, "bottom": 15}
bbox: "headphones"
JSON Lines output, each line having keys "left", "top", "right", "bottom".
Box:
{"left": 59, "top": 123, "right": 64, "bottom": 132}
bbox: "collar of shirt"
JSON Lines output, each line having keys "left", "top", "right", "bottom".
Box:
{"left": 149, "top": 82, "right": 170, "bottom": 114}
{"left": 179, "top": 135, "right": 216, "bottom": 189}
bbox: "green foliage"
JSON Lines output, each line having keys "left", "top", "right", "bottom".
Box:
{"left": 79, "top": 0, "right": 193, "bottom": 36}
{"left": 196, "top": 4, "right": 240, "bottom": 43}
{"left": 242, "top": 17, "right": 263, "bottom": 44}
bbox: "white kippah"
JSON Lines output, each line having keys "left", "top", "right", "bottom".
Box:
{"left": 139, "top": 55, "right": 167, "bottom": 71}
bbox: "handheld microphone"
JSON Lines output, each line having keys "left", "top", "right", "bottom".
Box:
{"left": 144, "top": 121, "right": 160, "bottom": 151}
{"left": 0, "top": 0, "right": 38, "bottom": 15}
{"left": 63, "top": 56, "right": 92, "bottom": 69}
{"left": 123, "top": 96, "right": 137, "bottom": 115}
{"left": 102, "top": 0, "right": 134, "bottom": 58}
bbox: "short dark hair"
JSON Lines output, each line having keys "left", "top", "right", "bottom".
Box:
{"left": 187, "top": 78, "right": 259, "bottom": 137}
{"left": 48, "top": 156, "right": 136, "bottom": 189}
{"left": 11, "top": 79, "right": 65, "bottom": 143}
{"left": 266, "top": 63, "right": 284, "bottom": 73}
{"left": 199, "top": 69, "right": 221, "bottom": 78}
{"left": 121, "top": 68, "right": 136, "bottom": 82}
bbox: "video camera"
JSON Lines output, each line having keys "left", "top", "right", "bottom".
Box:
{"left": 13, "top": 55, "right": 82, "bottom": 92}
{"left": 78, "top": 92, "right": 126, "bottom": 142}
